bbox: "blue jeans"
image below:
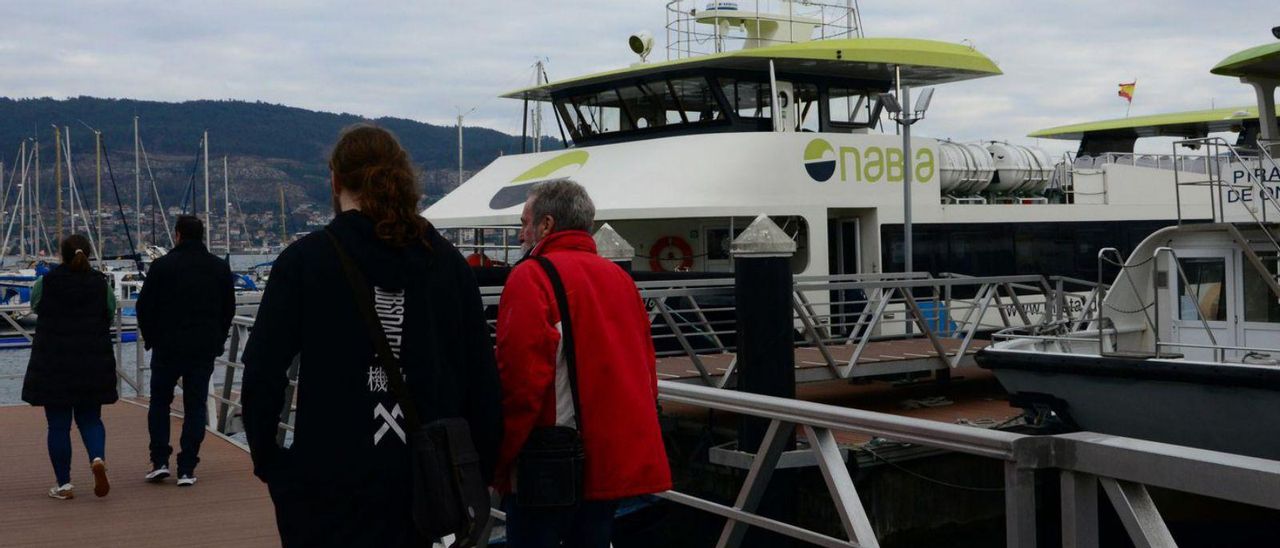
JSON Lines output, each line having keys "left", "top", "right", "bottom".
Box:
{"left": 504, "top": 498, "right": 619, "bottom": 548}
{"left": 148, "top": 357, "right": 214, "bottom": 475}
{"left": 45, "top": 405, "right": 106, "bottom": 486}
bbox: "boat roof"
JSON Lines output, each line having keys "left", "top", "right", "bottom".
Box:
{"left": 1028, "top": 106, "right": 1261, "bottom": 140}
{"left": 1211, "top": 42, "right": 1280, "bottom": 79}
{"left": 503, "top": 38, "right": 1002, "bottom": 101}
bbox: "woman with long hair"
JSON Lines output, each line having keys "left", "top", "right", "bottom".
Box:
{"left": 242, "top": 124, "right": 501, "bottom": 547}
{"left": 22, "top": 234, "right": 118, "bottom": 499}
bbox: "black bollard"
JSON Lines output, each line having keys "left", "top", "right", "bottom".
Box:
{"left": 731, "top": 214, "right": 797, "bottom": 547}
{"left": 594, "top": 222, "right": 634, "bottom": 272}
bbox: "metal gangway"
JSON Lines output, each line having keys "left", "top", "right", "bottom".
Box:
{"left": 180, "top": 273, "right": 1280, "bottom": 547}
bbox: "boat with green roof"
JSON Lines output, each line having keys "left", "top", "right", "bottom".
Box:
{"left": 424, "top": 1, "right": 1273, "bottom": 283}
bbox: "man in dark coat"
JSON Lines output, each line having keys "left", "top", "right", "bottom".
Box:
{"left": 136, "top": 215, "right": 235, "bottom": 486}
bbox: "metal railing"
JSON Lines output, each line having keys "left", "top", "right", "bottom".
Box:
{"left": 649, "top": 381, "right": 1280, "bottom": 548}
{"left": 623, "top": 273, "right": 1101, "bottom": 386}
{"left": 438, "top": 226, "right": 523, "bottom": 267}
{"left": 665, "top": 0, "right": 863, "bottom": 60}
{"left": 203, "top": 281, "right": 1280, "bottom": 548}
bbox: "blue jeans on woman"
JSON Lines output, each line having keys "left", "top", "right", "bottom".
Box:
{"left": 45, "top": 405, "right": 106, "bottom": 486}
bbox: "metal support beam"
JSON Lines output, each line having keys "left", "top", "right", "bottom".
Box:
{"left": 1060, "top": 472, "right": 1099, "bottom": 548}
{"left": 1004, "top": 462, "right": 1038, "bottom": 548}
{"left": 1099, "top": 478, "right": 1176, "bottom": 548}
{"left": 718, "top": 420, "right": 796, "bottom": 548}
{"left": 806, "top": 425, "right": 880, "bottom": 548}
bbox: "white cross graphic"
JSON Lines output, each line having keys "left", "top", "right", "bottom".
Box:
{"left": 373, "top": 403, "right": 406, "bottom": 445}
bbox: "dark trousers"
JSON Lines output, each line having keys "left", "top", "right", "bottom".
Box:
{"left": 504, "top": 498, "right": 620, "bottom": 548}
{"left": 148, "top": 356, "right": 214, "bottom": 474}
{"left": 45, "top": 405, "right": 106, "bottom": 486}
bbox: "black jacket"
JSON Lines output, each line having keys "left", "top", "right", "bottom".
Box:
{"left": 137, "top": 240, "right": 235, "bottom": 362}
{"left": 241, "top": 211, "right": 502, "bottom": 547}
{"left": 22, "top": 266, "right": 118, "bottom": 407}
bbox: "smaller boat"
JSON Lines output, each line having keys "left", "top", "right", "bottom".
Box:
{"left": 977, "top": 31, "right": 1280, "bottom": 459}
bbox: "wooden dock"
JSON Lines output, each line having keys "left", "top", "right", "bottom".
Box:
{"left": 0, "top": 400, "right": 279, "bottom": 547}
{"left": 656, "top": 338, "right": 991, "bottom": 383}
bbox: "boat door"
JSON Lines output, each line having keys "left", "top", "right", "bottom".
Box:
{"left": 1169, "top": 251, "right": 1236, "bottom": 361}
{"left": 829, "top": 218, "right": 862, "bottom": 336}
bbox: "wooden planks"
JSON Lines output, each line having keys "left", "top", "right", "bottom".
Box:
{"left": 0, "top": 400, "right": 279, "bottom": 548}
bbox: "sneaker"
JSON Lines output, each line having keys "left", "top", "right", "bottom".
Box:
{"left": 48, "top": 483, "right": 74, "bottom": 500}
{"left": 176, "top": 474, "right": 197, "bottom": 487}
{"left": 144, "top": 465, "right": 170, "bottom": 483}
{"left": 91, "top": 458, "right": 110, "bottom": 498}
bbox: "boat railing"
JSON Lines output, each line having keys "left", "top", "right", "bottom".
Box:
{"left": 664, "top": 0, "right": 863, "bottom": 60}
{"left": 1156, "top": 341, "right": 1280, "bottom": 364}
{"left": 438, "top": 225, "right": 523, "bottom": 267}
{"left": 1173, "top": 136, "right": 1280, "bottom": 228}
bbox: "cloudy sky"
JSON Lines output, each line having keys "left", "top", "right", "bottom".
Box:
{"left": 3, "top": 1, "right": 1274, "bottom": 157}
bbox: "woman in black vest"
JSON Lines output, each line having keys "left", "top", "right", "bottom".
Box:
{"left": 22, "top": 234, "right": 118, "bottom": 499}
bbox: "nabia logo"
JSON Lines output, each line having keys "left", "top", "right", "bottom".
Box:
{"left": 803, "top": 138, "right": 935, "bottom": 184}
{"left": 488, "top": 150, "right": 589, "bottom": 210}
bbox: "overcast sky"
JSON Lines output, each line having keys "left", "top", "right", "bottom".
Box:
{"left": 3, "top": 1, "right": 1275, "bottom": 158}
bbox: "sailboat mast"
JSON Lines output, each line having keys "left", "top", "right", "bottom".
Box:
{"left": 54, "top": 126, "right": 62, "bottom": 243}
{"left": 279, "top": 186, "right": 286, "bottom": 247}
{"left": 223, "top": 156, "right": 230, "bottom": 255}
{"left": 19, "top": 141, "right": 26, "bottom": 259}
{"left": 96, "top": 130, "right": 102, "bottom": 254}
{"left": 33, "top": 139, "right": 39, "bottom": 256}
{"left": 134, "top": 116, "right": 140, "bottom": 250}
{"left": 203, "top": 130, "right": 211, "bottom": 244}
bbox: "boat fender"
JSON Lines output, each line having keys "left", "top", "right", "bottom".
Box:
{"left": 649, "top": 236, "right": 694, "bottom": 272}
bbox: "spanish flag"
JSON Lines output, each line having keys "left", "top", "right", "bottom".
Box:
{"left": 1118, "top": 81, "right": 1136, "bottom": 103}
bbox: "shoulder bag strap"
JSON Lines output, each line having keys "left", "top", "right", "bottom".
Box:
{"left": 528, "top": 255, "right": 583, "bottom": 431}
{"left": 324, "top": 228, "right": 423, "bottom": 431}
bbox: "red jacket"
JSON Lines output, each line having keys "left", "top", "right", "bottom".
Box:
{"left": 495, "top": 230, "right": 672, "bottom": 500}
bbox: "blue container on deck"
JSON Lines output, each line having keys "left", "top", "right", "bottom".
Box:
{"left": 916, "top": 301, "right": 957, "bottom": 336}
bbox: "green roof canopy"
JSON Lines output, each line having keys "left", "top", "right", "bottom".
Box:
{"left": 1029, "top": 106, "right": 1261, "bottom": 140}
{"left": 1211, "top": 42, "right": 1280, "bottom": 79}
{"left": 504, "top": 38, "right": 1001, "bottom": 101}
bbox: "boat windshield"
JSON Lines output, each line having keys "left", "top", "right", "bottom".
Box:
{"left": 555, "top": 75, "right": 727, "bottom": 142}
{"left": 553, "top": 73, "right": 880, "bottom": 145}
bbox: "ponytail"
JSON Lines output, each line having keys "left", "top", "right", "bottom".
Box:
{"left": 60, "top": 234, "right": 93, "bottom": 273}
{"left": 329, "top": 124, "right": 432, "bottom": 248}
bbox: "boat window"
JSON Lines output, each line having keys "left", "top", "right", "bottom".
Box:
{"left": 553, "top": 76, "right": 727, "bottom": 143}
{"left": 721, "top": 79, "right": 772, "bottom": 119}
{"left": 828, "top": 87, "right": 880, "bottom": 129}
{"left": 1177, "top": 258, "right": 1228, "bottom": 322}
{"left": 564, "top": 89, "right": 625, "bottom": 136}
{"left": 667, "top": 77, "right": 724, "bottom": 123}
{"left": 793, "top": 83, "right": 820, "bottom": 131}
{"left": 1242, "top": 254, "right": 1280, "bottom": 322}
{"left": 617, "top": 82, "right": 670, "bottom": 130}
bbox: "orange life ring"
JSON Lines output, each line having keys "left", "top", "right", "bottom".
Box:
{"left": 649, "top": 236, "right": 694, "bottom": 272}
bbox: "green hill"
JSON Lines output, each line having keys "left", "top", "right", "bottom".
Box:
{"left": 0, "top": 96, "right": 557, "bottom": 211}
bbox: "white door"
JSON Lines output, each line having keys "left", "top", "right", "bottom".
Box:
{"left": 1170, "top": 251, "right": 1236, "bottom": 361}
{"left": 1237, "top": 251, "right": 1280, "bottom": 360}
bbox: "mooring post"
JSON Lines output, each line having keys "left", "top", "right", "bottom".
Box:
{"left": 593, "top": 223, "right": 634, "bottom": 272}
{"left": 732, "top": 214, "right": 798, "bottom": 547}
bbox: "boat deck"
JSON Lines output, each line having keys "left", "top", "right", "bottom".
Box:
{"left": 0, "top": 400, "right": 279, "bottom": 548}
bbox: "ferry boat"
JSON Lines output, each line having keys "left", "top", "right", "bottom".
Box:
{"left": 423, "top": 0, "right": 1253, "bottom": 282}
{"left": 976, "top": 33, "right": 1280, "bottom": 460}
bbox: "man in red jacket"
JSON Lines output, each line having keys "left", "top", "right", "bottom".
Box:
{"left": 496, "top": 179, "right": 671, "bottom": 547}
